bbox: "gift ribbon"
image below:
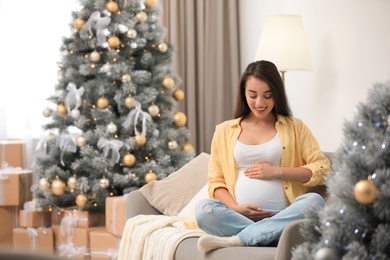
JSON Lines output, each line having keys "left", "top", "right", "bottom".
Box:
{"left": 57, "top": 243, "right": 89, "bottom": 258}
{"left": 91, "top": 249, "right": 119, "bottom": 260}
{"left": 111, "top": 195, "right": 127, "bottom": 235}
{"left": 64, "top": 82, "right": 85, "bottom": 113}
{"left": 35, "top": 133, "right": 49, "bottom": 154}
{"left": 26, "top": 227, "right": 48, "bottom": 251}
{"left": 58, "top": 126, "right": 83, "bottom": 166}
{"left": 97, "top": 138, "right": 124, "bottom": 165}
{"left": 82, "top": 11, "right": 111, "bottom": 46}
{"left": 122, "top": 102, "right": 151, "bottom": 137}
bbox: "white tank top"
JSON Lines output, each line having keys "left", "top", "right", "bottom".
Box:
{"left": 234, "top": 134, "right": 288, "bottom": 214}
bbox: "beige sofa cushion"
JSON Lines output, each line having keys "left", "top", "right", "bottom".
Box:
{"left": 139, "top": 152, "right": 209, "bottom": 216}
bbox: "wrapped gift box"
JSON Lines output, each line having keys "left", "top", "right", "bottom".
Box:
{"left": 0, "top": 170, "right": 32, "bottom": 206}
{"left": 105, "top": 195, "right": 126, "bottom": 236}
{"left": 19, "top": 209, "right": 51, "bottom": 228}
{"left": 90, "top": 230, "right": 121, "bottom": 260}
{"left": 53, "top": 224, "right": 104, "bottom": 258}
{"left": 12, "top": 227, "right": 54, "bottom": 253}
{"left": 0, "top": 140, "right": 27, "bottom": 169}
{"left": 52, "top": 207, "right": 105, "bottom": 227}
{"left": 0, "top": 206, "right": 19, "bottom": 248}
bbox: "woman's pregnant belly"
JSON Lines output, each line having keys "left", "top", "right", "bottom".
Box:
{"left": 235, "top": 172, "right": 288, "bottom": 214}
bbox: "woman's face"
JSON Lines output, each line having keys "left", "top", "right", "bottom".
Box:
{"left": 245, "top": 76, "right": 275, "bottom": 120}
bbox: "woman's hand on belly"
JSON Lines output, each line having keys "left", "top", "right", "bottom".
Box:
{"left": 244, "top": 162, "right": 280, "bottom": 180}
{"left": 233, "top": 203, "right": 272, "bottom": 222}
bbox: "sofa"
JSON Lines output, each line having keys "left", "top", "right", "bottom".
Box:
{"left": 125, "top": 152, "right": 333, "bottom": 260}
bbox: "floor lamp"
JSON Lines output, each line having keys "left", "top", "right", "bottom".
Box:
{"left": 255, "top": 15, "right": 312, "bottom": 85}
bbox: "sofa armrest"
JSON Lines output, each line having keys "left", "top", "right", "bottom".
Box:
{"left": 274, "top": 219, "right": 308, "bottom": 260}
{"left": 125, "top": 190, "right": 162, "bottom": 220}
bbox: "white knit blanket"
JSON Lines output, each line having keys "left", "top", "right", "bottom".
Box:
{"left": 118, "top": 215, "right": 206, "bottom": 260}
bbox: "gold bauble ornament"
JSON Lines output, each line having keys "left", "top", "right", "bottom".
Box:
{"left": 75, "top": 193, "right": 88, "bottom": 207}
{"left": 121, "top": 74, "right": 131, "bottom": 83}
{"left": 99, "top": 178, "right": 110, "bottom": 189}
{"left": 145, "top": 0, "right": 156, "bottom": 8}
{"left": 354, "top": 179, "right": 378, "bottom": 205}
{"left": 106, "top": 1, "right": 119, "bottom": 13}
{"left": 123, "top": 153, "right": 136, "bottom": 166}
{"left": 97, "top": 97, "right": 109, "bottom": 109}
{"left": 56, "top": 104, "right": 67, "bottom": 115}
{"left": 134, "top": 133, "right": 147, "bottom": 146}
{"left": 124, "top": 96, "right": 137, "bottom": 109}
{"left": 148, "top": 104, "right": 159, "bottom": 116}
{"left": 51, "top": 180, "right": 66, "bottom": 196}
{"left": 168, "top": 140, "right": 178, "bottom": 150}
{"left": 106, "top": 122, "right": 117, "bottom": 134}
{"left": 136, "top": 11, "right": 148, "bottom": 23}
{"left": 76, "top": 135, "right": 86, "bottom": 147}
{"left": 173, "top": 89, "right": 185, "bottom": 101}
{"left": 183, "top": 143, "right": 194, "bottom": 152}
{"left": 108, "top": 36, "right": 120, "bottom": 48}
{"left": 74, "top": 17, "right": 85, "bottom": 30}
{"left": 67, "top": 176, "right": 77, "bottom": 190}
{"left": 145, "top": 170, "right": 157, "bottom": 183}
{"left": 126, "top": 29, "right": 137, "bottom": 39}
{"left": 38, "top": 178, "right": 50, "bottom": 191}
{"left": 90, "top": 50, "right": 100, "bottom": 62}
{"left": 42, "top": 108, "right": 52, "bottom": 118}
{"left": 174, "top": 111, "right": 187, "bottom": 127}
{"left": 162, "top": 76, "right": 174, "bottom": 89}
{"left": 158, "top": 43, "right": 168, "bottom": 53}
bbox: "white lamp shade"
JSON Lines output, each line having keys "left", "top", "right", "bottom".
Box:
{"left": 255, "top": 15, "right": 312, "bottom": 72}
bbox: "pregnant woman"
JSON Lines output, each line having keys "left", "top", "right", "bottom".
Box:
{"left": 195, "top": 60, "right": 331, "bottom": 253}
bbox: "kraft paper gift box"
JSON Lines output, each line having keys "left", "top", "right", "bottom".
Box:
{"left": 0, "top": 170, "right": 32, "bottom": 207}
{"left": 0, "top": 206, "right": 19, "bottom": 248}
{"left": 51, "top": 207, "right": 105, "bottom": 227}
{"left": 90, "top": 230, "right": 121, "bottom": 260}
{"left": 19, "top": 209, "right": 51, "bottom": 228}
{"left": 53, "top": 224, "right": 104, "bottom": 259}
{"left": 0, "top": 140, "right": 27, "bottom": 169}
{"left": 12, "top": 227, "right": 54, "bottom": 253}
{"left": 105, "top": 195, "right": 126, "bottom": 236}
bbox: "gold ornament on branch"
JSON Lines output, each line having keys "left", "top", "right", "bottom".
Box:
{"left": 136, "top": 11, "right": 148, "bottom": 23}
{"left": 354, "top": 177, "right": 378, "bottom": 205}
{"left": 148, "top": 104, "right": 159, "bottom": 117}
{"left": 108, "top": 36, "right": 120, "bottom": 48}
{"left": 67, "top": 176, "right": 77, "bottom": 190}
{"left": 38, "top": 178, "right": 50, "bottom": 191}
{"left": 42, "top": 108, "right": 52, "bottom": 118}
{"left": 74, "top": 17, "right": 85, "bottom": 30}
{"left": 145, "top": 170, "right": 157, "bottom": 183}
{"left": 124, "top": 96, "right": 137, "bottom": 109}
{"left": 174, "top": 111, "right": 187, "bottom": 127}
{"left": 106, "top": 1, "right": 119, "bottom": 13}
{"left": 126, "top": 29, "right": 137, "bottom": 39}
{"left": 121, "top": 74, "right": 131, "bottom": 83}
{"left": 123, "top": 152, "right": 136, "bottom": 166}
{"left": 168, "top": 140, "right": 178, "bottom": 150}
{"left": 75, "top": 193, "right": 88, "bottom": 207}
{"left": 173, "top": 89, "right": 185, "bottom": 101}
{"left": 90, "top": 50, "right": 100, "bottom": 62}
{"left": 56, "top": 104, "right": 67, "bottom": 115}
{"left": 76, "top": 135, "right": 86, "bottom": 147}
{"left": 51, "top": 179, "right": 66, "bottom": 196}
{"left": 145, "top": 0, "right": 156, "bottom": 8}
{"left": 97, "top": 97, "right": 109, "bottom": 109}
{"left": 162, "top": 76, "right": 174, "bottom": 89}
{"left": 106, "top": 122, "right": 117, "bottom": 134}
{"left": 99, "top": 177, "right": 110, "bottom": 189}
{"left": 183, "top": 143, "right": 194, "bottom": 152}
{"left": 134, "top": 132, "right": 147, "bottom": 146}
{"left": 158, "top": 43, "right": 168, "bottom": 53}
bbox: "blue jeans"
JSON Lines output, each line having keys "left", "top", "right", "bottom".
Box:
{"left": 194, "top": 192, "right": 324, "bottom": 246}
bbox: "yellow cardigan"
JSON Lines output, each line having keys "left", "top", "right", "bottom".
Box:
{"left": 208, "top": 115, "right": 331, "bottom": 204}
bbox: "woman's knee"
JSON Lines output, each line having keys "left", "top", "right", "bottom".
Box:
{"left": 300, "top": 192, "right": 325, "bottom": 207}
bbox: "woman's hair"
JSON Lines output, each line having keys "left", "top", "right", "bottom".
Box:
{"left": 234, "top": 60, "right": 292, "bottom": 118}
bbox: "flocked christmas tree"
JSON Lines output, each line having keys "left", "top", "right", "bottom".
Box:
{"left": 32, "top": 0, "right": 194, "bottom": 213}
{"left": 292, "top": 81, "right": 390, "bottom": 260}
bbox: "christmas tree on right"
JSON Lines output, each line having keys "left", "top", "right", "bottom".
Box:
{"left": 292, "top": 81, "right": 390, "bottom": 260}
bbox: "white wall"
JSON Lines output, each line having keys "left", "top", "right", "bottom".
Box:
{"left": 239, "top": 0, "right": 390, "bottom": 152}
